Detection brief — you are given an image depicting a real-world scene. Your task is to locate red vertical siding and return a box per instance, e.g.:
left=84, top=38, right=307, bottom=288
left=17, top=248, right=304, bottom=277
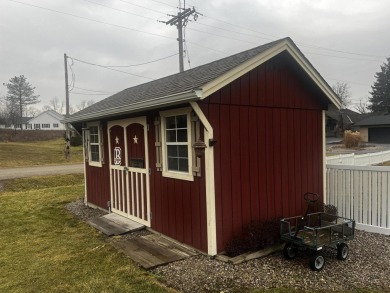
left=200, top=55, right=327, bottom=252
left=148, top=115, right=208, bottom=252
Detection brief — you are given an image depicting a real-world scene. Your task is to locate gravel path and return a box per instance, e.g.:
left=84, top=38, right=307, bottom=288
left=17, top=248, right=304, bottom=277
left=66, top=200, right=390, bottom=292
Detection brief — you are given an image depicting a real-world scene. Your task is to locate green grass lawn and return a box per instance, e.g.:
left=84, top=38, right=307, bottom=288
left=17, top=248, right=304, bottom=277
left=0, top=174, right=173, bottom=293
left=0, top=138, right=84, bottom=167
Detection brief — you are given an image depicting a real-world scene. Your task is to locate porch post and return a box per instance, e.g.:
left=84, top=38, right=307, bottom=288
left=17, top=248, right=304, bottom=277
left=190, top=102, right=217, bottom=255
left=323, top=110, right=327, bottom=203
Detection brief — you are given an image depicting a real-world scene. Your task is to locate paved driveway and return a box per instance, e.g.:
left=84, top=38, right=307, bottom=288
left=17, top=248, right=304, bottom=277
left=0, top=164, right=84, bottom=180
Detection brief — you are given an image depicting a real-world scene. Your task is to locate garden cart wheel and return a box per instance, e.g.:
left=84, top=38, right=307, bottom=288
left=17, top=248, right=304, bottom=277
left=283, top=243, right=297, bottom=260
left=309, top=252, right=325, bottom=271
left=337, top=243, right=349, bottom=260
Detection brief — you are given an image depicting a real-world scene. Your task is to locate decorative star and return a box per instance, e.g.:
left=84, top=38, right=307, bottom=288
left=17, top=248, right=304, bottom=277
left=115, top=136, right=119, bottom=144
left=133, top=135, right=138, bottom=144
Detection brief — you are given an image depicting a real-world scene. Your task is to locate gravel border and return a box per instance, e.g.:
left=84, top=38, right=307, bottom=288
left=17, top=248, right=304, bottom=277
left=152, top=230, right=390, bottom=292
left=66, top=200, right=390, bottom=292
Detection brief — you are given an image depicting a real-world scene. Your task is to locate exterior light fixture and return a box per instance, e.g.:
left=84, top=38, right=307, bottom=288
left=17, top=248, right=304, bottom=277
left=193, top=138, right=207, bottom=158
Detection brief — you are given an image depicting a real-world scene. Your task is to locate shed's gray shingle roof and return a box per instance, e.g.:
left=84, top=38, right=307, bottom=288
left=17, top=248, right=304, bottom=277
left=68, top=38, right=286, bottom=121
left=355, top=114, right=390, bottom=126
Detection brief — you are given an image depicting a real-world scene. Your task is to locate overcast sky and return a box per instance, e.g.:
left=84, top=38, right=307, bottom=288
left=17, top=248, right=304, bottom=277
left=1, top=0, right=389, bottom=113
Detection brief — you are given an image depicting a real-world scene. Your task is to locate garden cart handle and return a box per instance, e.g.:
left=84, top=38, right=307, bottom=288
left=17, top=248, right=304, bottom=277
left=294, top=192, right=320, bottom=238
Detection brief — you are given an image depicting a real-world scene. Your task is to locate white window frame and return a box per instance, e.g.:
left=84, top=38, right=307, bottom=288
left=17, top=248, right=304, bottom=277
left=160, top=108, right=194, bottom=181
left=34, top=124, right=40, bottom=129
left=87, top=122, right=102, bottom=167
left=53, top=123, right=59, bottom=128
left=42, top=123, right=50, bottom=129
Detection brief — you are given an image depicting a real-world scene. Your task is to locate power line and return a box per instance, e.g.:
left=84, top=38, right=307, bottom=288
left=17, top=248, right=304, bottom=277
left=198, top=11, right=387, bottom=60
left=144, top=0, right=176, bottom=8
left=7, top=0, right=175, bottom=41
left=70, top=92, right=110, bottom=96
left=72, top=86, right=113, bottom=94
left=187, top=2, right=387, bottom=60
left=187, top=27, right=259, bottom=45
left=193, top=21, right=275, bottom=42
left=304, top=51, right=383, bottom=62
left=118, top=0, right=167, bottom=15
left=105, top=53, right=178, bottom=67
left=183, top=26, right=191, bottom=68
left=83, top=0, right=158, bottom=21
left=68, top=58, right=76, bottom=91
left=8, top=0, right=225, bottom=55
left=68, top=53, right=177, bottom=69
left=69, top=56, right=154, bottom=80
left=326, top=77, right=371, bottom=87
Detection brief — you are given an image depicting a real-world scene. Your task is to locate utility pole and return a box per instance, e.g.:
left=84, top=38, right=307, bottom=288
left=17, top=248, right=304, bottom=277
left=161, top=3, right=201, bottom=72
left=64, top=53, right=71, bottom=160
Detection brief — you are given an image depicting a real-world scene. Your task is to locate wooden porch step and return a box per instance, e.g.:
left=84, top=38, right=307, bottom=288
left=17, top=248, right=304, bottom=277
left=110, top=234, right=198, bottom=269
left=87, top=213, right=144, bottom=236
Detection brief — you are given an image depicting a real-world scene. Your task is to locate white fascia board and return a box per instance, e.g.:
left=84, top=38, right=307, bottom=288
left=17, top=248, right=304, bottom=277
left=284, top=43, right=342, bottom=109
left=200, top=39, right=342, bottom=109
left=65, top=89, right=202, bottom=123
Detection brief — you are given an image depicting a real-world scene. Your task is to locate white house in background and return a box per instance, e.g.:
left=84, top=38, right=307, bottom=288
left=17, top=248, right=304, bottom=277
left=11, top=117, right=33, bottom=129
left=27, top=110, right=66, bottom=130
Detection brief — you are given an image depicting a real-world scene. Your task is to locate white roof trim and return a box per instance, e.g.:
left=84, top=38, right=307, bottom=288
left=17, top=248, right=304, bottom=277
left=200, top=39, right=341, bottom=109
left=66, top=89, right=202, bottom=123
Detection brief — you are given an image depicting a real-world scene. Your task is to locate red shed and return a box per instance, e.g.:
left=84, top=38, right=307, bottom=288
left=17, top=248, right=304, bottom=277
left=67, top=38, right=341, bottom=255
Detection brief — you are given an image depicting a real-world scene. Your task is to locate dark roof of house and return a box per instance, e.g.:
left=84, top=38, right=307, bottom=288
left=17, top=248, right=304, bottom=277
left=28, top=110, right=64, bottom=122
left=66, top=37, right=339, bottom=123
left=21, top=117, right=32, bottom=124
left=355, top=113, right=390, bottom=126
left=326, top=106, right=360, bottom=124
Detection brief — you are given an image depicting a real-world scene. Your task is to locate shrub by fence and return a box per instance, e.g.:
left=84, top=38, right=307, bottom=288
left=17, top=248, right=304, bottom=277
left=0, top=129, right=66, bottom=142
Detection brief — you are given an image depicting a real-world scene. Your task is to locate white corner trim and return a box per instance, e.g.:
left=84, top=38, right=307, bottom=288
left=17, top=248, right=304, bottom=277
left=82, top=129, right=88, bottom=205
left=190, top=102, right=217, bottom=256
left=189, top=102, right=213, bottom=136
left=322, top=110, right=327, bottom=203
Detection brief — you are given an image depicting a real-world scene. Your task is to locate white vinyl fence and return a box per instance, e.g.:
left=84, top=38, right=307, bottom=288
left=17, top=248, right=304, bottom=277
left=326, top=150, right=390, bottom=166
left=326, top=164, right=390, bottom=234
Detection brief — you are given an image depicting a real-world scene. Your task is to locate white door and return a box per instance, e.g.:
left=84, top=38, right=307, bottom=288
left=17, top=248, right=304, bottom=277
left=108, top=117, right=150, bottom=226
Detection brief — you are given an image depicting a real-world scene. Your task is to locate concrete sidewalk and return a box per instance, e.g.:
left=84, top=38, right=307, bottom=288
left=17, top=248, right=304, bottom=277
left=0, top=164, right=84, bottom=180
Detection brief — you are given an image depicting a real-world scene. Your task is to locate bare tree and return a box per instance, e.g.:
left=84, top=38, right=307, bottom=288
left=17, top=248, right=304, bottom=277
left=355, top=98, right=369, bottom=114
left=49, top=97, right=65, bottom=114
left=2, top=97, right=19, bottom=126
left=41, top=105, right=52, bottom=112
left=76, top=99, right=95, bottom=111
left=26, top=106, right=40, bottom=117
left=69, top=105, right=76, bottom=115
left=332, top=82, right=351, bottom=108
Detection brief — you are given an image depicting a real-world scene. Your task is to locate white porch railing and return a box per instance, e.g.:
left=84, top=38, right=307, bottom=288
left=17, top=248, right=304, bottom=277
left=326, top=164, right=390, bottom=234
left=326, top=150, right=390, bottom=166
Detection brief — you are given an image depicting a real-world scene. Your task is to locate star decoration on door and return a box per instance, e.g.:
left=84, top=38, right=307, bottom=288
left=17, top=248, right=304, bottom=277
left=133, top=135, right=138, bottom=144
left=115, top=136, right=119, bottom=144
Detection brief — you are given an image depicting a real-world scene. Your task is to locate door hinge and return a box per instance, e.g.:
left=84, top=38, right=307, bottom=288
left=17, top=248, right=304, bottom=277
left=150, top=211, right=153, bottom=220
left=149, top=168, right=151, bottom=175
